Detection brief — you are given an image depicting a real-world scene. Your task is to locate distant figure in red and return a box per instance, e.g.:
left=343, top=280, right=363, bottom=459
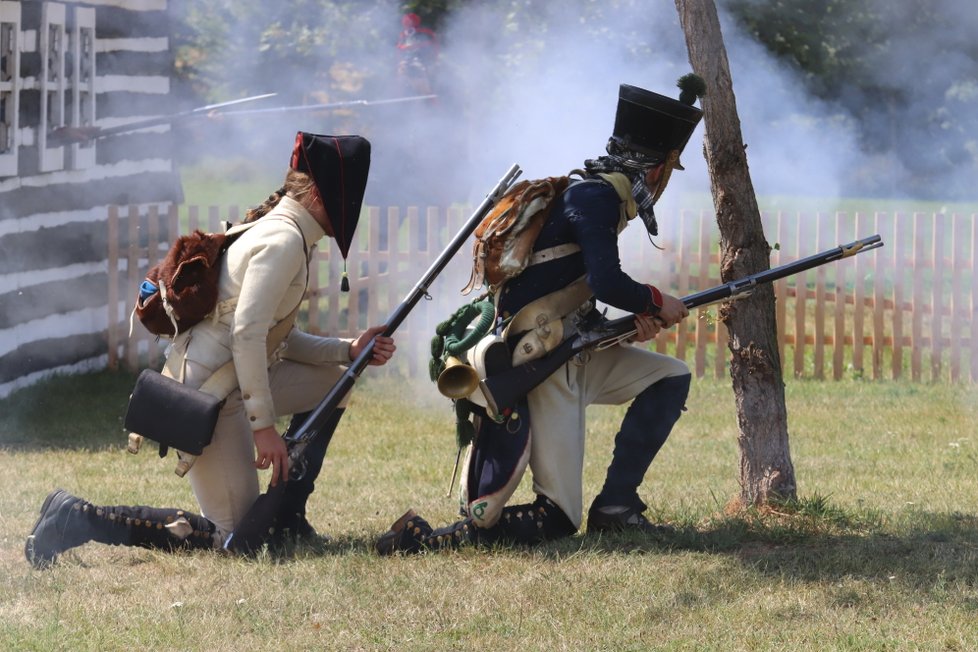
left=396, top=13, right=438, bottom=96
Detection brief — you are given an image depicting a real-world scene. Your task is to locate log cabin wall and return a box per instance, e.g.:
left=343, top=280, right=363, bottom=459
left=0, top=0, right=182, bottom=398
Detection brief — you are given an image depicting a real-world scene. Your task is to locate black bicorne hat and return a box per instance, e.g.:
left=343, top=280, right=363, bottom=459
left=290, top=132, right=371, bottom=262
left=612, top=82, right=704, bottom=161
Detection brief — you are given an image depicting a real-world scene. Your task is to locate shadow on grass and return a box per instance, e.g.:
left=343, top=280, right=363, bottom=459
left=261, top=503, right=977, bottom=592
left=278, top=501, right=978, bottom=608
left=10, top=370, right=978, bottom=604
left=563, top=506, right=978, bottom=598
left=0, top=370, right=138, bottom=450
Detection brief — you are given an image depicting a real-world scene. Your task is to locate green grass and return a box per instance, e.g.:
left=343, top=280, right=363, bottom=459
left=2, top=372, right=977, bottom=650
left=0, top=370, right=138, bottom=450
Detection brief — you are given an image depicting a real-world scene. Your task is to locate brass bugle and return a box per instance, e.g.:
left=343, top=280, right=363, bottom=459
left=437, top=356, right=480, bottom=399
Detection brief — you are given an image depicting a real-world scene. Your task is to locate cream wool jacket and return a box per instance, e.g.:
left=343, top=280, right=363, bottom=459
left=163, top=196, right=353, bottom=431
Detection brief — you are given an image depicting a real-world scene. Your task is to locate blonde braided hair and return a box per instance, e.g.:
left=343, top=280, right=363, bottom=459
left=244, top=169, right=317, bottom=222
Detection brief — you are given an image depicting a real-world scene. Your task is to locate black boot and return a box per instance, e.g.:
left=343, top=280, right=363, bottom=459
left=478, top=494, right=577, bottom=546
left=25, top=488, right=218, bottom=569
left=375, top=495, right=576, bottom=555
left=374, top=509, right=436, bottom=555
left=275, top=408, right=344, bottom=542
left=588, top=373, right=690, bottom=534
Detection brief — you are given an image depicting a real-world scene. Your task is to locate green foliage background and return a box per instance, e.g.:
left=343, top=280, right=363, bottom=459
left=169, top=0, right=978, bottom=200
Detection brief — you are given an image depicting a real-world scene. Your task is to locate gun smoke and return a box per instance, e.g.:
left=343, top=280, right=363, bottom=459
left=3, top=0, right=977, bottom=405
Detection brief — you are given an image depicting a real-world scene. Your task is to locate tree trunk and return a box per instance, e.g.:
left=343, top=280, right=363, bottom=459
left=674, top=0, right=797, bottom=505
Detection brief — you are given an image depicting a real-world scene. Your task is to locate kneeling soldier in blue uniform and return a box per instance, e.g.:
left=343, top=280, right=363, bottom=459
left=377, top=76, right=706, bottom=553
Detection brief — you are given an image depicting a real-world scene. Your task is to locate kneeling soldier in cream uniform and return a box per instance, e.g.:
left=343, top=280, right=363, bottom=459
left=26, top=133, right=396, bottom=568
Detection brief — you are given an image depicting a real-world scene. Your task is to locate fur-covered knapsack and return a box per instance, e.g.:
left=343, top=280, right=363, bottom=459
left=461, top=171, right=641, bottom=296
left=134, top=223, right=254, bottom=337
left=461, top=175, right=572, bottom=295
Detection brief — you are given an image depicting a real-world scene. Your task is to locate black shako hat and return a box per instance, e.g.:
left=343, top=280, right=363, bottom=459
left=612, top=82, right=704, bottom=161
left=290, top=131, right=371, bottom=265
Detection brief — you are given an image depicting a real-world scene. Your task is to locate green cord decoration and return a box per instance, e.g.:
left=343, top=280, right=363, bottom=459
left=454, top=398, right=476, bottom=448
left=429, top=297, right=497, bottom=447
left=429, top=299, right=496, bottom=382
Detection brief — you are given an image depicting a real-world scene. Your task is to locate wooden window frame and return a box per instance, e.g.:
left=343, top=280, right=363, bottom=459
left=38, top=1, right=66, bottom=173
left=69, top=6, right=95, bottom=169
left=0, top=0, right=20, bottom=177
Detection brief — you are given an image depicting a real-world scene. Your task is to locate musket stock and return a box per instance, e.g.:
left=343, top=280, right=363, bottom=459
left=224, top=163, right=522, bottom=553
left=480, top=234, right=883, bottom=419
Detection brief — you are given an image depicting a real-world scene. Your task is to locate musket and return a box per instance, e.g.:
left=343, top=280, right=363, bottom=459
left=479, top=234, right=884, bottom=420
left=223, top=162, right=523, bottom=553
left=50, top=93, right=436, bottom=145
left=215, top=94, right=438, bottom=117
left=49, top=93, right=278, bottom=144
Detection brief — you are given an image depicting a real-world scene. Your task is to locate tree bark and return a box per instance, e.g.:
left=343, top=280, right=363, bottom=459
left=674, top=0, right=797, bottom=505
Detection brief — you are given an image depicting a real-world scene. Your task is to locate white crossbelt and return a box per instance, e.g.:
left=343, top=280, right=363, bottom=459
left=526, top=243, right=581, bottom=267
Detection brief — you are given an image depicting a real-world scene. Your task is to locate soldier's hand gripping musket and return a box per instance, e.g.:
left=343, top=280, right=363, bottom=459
left=223, top=162, right=522, bottom=553
left=375, top=76, right=878, bottom=557
left=476, top=234, right=884, bottom=420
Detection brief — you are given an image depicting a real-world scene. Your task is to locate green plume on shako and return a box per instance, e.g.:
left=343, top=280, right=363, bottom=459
left=677, top=73, right=707, bottom=106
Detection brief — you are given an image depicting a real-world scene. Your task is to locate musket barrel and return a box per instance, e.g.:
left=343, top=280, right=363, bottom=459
left=66, top=93, right=281, bottom=142
left=285, top=163, right=522, bottom=462
left=217, top=95, right=438, bottom=117
left=754, top=234, right=883, bottom=282
left=380, top=163, right=521, bottom=338
left=229, top=163, right=522, bottom=551
left=480, top=234, right=884, bottom=417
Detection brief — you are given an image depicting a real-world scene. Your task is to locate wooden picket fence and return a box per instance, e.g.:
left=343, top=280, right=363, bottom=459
left=107, top=204, right=978, bottom=383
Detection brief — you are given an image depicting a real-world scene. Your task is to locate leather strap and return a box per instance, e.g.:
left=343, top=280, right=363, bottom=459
left=503, top=276, right=592, bottom=366
left=526, top=243, right=581, bottom=267
left=504, top=276, right=591, bottom=339
left=197, top=216, right=309, bottom=401
left=195, top=299, right=302, bottom=400
left=131, top=216, right=310, bottom=469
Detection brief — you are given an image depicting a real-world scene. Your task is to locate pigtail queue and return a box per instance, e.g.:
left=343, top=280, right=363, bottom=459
left=244, top=186, right=288, bottom=223
left=243, top=169, right=317, bottom=223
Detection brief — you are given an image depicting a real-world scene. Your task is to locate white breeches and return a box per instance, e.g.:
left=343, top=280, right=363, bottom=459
left=182, top=359, right=346, bottom=540
left=527, top=344, right=689, bottom=528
